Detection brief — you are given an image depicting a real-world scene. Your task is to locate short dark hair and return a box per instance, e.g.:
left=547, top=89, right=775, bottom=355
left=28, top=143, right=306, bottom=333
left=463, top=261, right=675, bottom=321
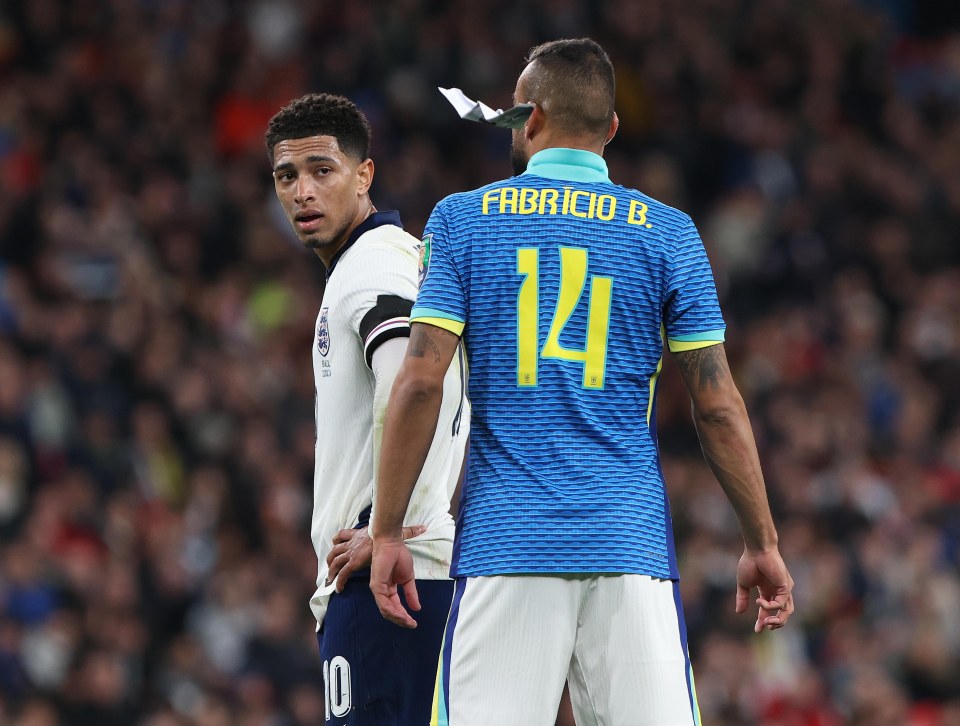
left=522, top=38, right=615, bottom=139
left=265, top=93, right=371, bottom=162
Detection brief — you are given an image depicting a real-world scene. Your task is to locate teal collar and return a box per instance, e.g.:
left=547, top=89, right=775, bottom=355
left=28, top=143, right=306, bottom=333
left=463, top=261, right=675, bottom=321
left=522, top=148, right=610, bottom=183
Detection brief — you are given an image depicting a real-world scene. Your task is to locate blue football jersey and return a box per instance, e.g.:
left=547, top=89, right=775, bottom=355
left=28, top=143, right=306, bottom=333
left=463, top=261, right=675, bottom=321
left=411, top=148, right=725, bottom=579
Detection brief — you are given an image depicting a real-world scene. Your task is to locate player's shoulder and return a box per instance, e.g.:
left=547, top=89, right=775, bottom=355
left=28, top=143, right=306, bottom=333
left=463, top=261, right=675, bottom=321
left=346, top=224, right=419, bottom=264
left=610, top=182, right=695, bottom=230
left=359, top=221, right=420, bottom=249
left=329, top=225, right=419, bottom=294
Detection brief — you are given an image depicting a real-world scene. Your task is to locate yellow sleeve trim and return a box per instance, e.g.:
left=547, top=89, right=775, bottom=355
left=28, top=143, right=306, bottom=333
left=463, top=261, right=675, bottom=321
left=668, top=338, right=724, bottom=353
left=410, top=316, right=465, bottom=336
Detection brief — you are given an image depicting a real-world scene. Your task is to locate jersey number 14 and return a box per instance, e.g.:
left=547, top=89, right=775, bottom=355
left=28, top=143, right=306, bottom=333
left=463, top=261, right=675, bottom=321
left=517, top=246, right=612, bottom=390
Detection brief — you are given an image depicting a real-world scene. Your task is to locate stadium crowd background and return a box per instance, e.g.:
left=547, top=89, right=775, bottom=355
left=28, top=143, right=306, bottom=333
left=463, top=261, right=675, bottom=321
left=1, top=0, right=959, bottom=724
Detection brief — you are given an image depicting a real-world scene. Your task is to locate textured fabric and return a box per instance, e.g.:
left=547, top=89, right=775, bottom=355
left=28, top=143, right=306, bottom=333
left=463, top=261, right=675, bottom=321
left=432, top=574, right=698, bottom=726
left=309, top=216, right=469, bottom=627
left=412, top=151, right=724, bottom=578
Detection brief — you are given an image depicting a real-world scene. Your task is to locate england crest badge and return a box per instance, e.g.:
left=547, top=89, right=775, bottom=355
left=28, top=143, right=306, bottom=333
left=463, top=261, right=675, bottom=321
left=317, top=308, right=330, bottom=357
left=418, top=233, right=432, bottom=288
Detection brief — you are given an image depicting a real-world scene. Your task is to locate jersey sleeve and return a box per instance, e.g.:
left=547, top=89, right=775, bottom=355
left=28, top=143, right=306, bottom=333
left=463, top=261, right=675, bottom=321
left=663, top=217, right=726, bottom=353
left=338, top=242, right=418, bottom=368
left=410, top=199, right=467, bottom=336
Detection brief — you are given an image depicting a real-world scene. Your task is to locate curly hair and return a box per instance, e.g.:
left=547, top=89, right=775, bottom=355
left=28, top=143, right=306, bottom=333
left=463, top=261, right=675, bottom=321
left=265, top=93, right=371, bottom=162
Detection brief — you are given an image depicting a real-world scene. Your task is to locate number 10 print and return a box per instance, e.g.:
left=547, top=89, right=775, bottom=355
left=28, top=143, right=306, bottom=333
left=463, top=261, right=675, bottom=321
left=516, top=246, right=613, bottom=390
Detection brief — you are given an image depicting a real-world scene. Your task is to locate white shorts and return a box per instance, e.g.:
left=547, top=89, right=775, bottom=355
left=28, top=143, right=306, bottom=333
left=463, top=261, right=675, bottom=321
left=431, top=574, right=700, bottom=726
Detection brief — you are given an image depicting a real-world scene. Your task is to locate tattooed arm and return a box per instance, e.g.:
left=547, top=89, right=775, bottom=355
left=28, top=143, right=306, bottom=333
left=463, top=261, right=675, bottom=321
left=370, top=322, right=460, bottom=627
left=673, top=344, right=773, bottom=548
left=673, top=343, right=795, bottom=631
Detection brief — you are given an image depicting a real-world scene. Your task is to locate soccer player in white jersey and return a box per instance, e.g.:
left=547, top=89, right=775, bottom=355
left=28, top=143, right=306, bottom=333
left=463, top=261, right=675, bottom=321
left=370, top=40, right=794, bottom=725
left=266, top=93, right=469, bottom=725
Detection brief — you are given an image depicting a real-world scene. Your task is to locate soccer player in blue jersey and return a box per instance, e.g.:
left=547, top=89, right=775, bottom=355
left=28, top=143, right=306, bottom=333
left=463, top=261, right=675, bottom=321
left=370, top=39, right=794, bottom=725
left=267, top=94, right=469, bottom=724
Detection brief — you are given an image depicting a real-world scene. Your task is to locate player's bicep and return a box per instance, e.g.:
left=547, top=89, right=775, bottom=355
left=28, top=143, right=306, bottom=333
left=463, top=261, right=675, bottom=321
left=672, top=342, right=736, bottom=407
left=404, top=322, right=460, bottom=378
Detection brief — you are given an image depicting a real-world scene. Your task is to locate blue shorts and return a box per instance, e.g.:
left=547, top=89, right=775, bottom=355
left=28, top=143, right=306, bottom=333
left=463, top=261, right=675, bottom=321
left=318, top=576, right=454, bottom=725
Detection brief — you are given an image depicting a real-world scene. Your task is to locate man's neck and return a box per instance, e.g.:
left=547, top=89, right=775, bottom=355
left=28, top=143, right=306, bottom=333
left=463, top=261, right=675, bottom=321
left=315, top=198, right=377, bottom=268
left=531, top=134, right=606, bottom=158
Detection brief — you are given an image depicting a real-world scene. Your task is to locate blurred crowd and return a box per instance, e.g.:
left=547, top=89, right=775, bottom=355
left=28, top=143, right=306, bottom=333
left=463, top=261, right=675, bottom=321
left=1, top=0, right=959, bottom=724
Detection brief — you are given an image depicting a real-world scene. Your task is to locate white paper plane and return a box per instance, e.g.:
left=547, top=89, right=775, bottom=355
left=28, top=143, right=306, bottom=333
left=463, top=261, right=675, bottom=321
left=438, top=87, right=534, bottom=129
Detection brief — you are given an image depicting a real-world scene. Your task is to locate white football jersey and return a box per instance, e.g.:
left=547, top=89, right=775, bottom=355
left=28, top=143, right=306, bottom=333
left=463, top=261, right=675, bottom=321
left=309, top=212, right=469, bottom=627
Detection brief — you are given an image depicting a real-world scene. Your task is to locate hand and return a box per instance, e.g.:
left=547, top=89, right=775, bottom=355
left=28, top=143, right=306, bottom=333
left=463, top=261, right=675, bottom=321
left=735, top=547, right=795, bottom=633
left=370, top=536, right=420, bottom=629
left=326, top=524, right=426, bottom=593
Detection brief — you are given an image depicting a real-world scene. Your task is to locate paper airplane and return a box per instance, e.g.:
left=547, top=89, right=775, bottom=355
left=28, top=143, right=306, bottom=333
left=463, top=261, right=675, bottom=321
left=438, top=87, right=534, bottom=129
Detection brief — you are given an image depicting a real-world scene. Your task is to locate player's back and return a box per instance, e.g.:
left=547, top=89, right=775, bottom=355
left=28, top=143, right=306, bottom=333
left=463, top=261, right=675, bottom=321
left=414, top=150, right=724, bottom=579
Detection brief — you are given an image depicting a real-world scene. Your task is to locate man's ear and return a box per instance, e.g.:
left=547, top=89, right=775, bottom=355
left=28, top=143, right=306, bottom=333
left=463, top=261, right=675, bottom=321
left=525, top=103, right=545, bottom=141
left=357, top=158, right=374, bottom=196
left=604, top=112, right=619, bottom=146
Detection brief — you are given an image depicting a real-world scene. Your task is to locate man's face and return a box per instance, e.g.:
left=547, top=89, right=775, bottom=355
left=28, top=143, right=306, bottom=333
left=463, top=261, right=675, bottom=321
left=272, top=135, right=371, bottom=260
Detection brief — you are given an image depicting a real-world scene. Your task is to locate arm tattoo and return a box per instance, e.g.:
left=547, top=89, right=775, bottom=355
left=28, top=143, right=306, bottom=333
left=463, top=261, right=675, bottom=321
left=408, top=327, right=441, bottom=362
left=675, top=345, right=727, bottom=391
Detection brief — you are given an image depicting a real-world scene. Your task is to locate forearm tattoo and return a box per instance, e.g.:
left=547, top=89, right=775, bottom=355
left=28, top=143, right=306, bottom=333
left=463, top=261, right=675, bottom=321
left=675, top=345, right=727, bottom=391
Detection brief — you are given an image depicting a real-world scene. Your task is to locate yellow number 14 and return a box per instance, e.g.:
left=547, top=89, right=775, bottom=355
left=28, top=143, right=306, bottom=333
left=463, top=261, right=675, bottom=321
left=516, top=246, right=613, bottom=389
